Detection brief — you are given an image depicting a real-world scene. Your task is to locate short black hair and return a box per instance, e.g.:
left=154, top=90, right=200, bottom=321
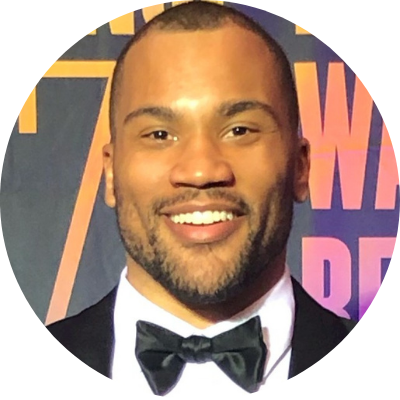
left=109, top=1, right=299, bottom=140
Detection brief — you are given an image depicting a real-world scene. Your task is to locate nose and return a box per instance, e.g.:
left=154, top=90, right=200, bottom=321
left=169, top=135, right=235, bottom=189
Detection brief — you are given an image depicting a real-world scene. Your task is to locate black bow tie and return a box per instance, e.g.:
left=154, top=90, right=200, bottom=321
left=135, top=316, right=267, bottom=395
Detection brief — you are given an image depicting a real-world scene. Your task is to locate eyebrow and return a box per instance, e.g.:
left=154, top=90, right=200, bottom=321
left=218, top=100, right=278, bottom=121
left=123, top=106, right=178, bottom=126
left=123, top=100, right=278, bottom=126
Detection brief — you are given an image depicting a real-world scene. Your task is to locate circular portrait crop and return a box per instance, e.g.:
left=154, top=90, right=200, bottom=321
left=1, top=0, right=399, bottom=398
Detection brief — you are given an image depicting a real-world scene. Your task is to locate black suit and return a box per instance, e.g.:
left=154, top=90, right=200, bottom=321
left=47, top=278, right=356, bottom=381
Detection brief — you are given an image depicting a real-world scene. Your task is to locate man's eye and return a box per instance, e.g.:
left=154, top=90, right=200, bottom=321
left=226, top=126, right=250, bottom=138
left=148, top=130, right=176, bottom=141
left=232, top=126, right=249, bottom=136
left=152, top=130, right=168, bottom=140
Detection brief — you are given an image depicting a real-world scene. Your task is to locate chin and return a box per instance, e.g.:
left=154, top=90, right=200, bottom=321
left=157, top=261, right=258, bottom=306
left=165, top=282, right=244, bottom=306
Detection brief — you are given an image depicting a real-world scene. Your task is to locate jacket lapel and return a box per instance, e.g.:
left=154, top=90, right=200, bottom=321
left=288, top=278, right=355, bottom=378
left=47, top=286, right=118, bottom=378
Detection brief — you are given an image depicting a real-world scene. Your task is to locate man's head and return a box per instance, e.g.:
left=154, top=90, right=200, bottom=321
left=103, top=2, right=310, bottom=306
left=110, top=1, right=299, bottom=139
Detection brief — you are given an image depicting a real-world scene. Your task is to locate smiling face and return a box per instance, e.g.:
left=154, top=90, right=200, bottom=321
left=103, top=24, right=310, bottom=305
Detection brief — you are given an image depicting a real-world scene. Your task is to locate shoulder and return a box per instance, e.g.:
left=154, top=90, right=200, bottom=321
left=291, top=277, right=356, bottom=334
left=46, top=286, right=118, bottom=377
left=47, top=286, right=118, bottom=340
left=289, top=278, right=357, bottom=377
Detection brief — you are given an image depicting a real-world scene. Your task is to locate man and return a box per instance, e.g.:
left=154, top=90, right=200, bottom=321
left=48, top=2, right=355, bottom=396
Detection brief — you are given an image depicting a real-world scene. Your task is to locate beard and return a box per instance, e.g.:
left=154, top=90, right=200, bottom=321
left=115, top=179, right=293, bottom=306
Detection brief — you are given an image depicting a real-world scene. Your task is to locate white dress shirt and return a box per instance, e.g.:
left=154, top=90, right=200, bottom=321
left=112, top=265, right=295, bottom=396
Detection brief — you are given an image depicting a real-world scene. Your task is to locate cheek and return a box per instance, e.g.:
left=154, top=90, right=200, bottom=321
left=114, top=152, right=170, bottom=209
left=231, top=144, right=289, bottom=198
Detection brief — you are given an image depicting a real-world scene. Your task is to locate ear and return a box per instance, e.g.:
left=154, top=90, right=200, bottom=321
left=103, top=143, right=116, bottom=208
left=293, top=137, right=310, bottom=203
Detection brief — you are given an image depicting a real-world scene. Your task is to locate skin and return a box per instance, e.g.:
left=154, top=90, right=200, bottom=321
left=103, top=24, right=310, bottom=329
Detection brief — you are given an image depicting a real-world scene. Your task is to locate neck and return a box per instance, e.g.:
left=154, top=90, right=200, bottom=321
left=126, top=254, right=286, bottom=329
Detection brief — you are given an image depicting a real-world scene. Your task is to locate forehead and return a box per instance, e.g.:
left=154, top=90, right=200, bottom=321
left=115, top=24, right=284, bottom=119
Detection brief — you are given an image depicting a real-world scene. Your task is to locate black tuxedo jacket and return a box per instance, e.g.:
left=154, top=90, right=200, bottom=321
left=47, top=278, right=356, bottom=380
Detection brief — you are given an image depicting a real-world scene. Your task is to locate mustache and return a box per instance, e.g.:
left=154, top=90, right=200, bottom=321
left=151, top=188, right=251, bottom=215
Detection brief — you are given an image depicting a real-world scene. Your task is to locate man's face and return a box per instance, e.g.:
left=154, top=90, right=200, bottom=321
left=104, top=25, right=310, bottom=304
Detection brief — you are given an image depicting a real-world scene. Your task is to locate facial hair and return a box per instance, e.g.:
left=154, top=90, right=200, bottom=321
left=115, top=180, right=293, bottom=306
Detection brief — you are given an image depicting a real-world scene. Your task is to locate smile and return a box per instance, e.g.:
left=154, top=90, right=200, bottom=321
left=170, top=210, right=235, bottom=225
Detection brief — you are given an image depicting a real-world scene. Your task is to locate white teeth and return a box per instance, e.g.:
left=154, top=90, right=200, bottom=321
left=192, top=211, right=202, bottom=224
left=185, top=213, right=193, bottom=224
left=212, top=211, right=221, bottom=222
left=170, top=211, right=235, bottom=225
left=203, top=211, right=214, bottom=224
